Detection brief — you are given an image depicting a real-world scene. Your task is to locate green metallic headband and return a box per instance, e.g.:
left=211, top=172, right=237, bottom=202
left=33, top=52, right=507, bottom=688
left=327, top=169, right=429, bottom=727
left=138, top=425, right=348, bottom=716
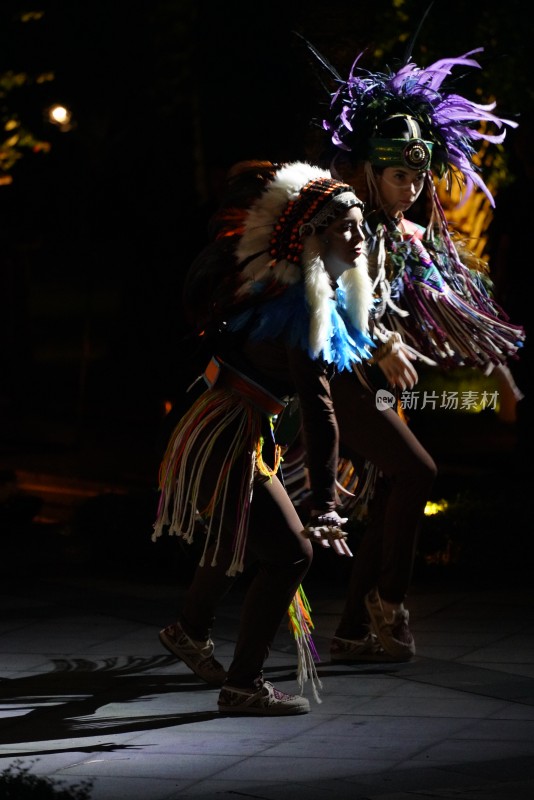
left=368, top=138, right=433, bottom=170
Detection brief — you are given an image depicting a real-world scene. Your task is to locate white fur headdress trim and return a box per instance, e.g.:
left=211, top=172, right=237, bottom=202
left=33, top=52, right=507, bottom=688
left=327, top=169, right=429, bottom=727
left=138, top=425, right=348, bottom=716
left=338, top=243, right=374, bottom=333
left=301, top=235, right=335, bottom=357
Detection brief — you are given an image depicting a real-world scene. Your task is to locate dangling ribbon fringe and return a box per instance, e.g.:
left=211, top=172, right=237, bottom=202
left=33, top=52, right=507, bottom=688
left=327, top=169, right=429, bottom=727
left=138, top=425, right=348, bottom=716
left=288, top=584, right=323, bottom=703
left=152, top=388, right=262, bottom=576
left=371, top=218, right=524, bottom=370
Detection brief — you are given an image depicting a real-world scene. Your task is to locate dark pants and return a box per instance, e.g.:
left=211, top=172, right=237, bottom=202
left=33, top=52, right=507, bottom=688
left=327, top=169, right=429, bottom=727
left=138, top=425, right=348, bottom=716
left=180, top=429, right=313, bottom=689
left=331, top=370, right=437, bottom=638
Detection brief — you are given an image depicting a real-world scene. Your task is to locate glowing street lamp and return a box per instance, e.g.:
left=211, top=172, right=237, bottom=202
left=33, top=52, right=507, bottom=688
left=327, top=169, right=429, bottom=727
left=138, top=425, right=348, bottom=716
left=47, top=103, right=74, bottom=131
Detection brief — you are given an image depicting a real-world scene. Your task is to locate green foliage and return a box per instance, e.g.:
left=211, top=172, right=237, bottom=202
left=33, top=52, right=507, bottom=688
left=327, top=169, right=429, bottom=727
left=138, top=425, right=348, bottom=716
left=0, top=108, right=51, bottom=178
left=0, top=11, right=52, bottom=182
left=0, top=761, right=93, bottom=800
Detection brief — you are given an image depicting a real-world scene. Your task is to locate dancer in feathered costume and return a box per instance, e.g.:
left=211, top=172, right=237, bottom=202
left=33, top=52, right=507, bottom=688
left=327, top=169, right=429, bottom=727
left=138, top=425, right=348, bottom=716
left=153, top=161, right=374, bottom=714
left=278, top=38, right=525, bottom=666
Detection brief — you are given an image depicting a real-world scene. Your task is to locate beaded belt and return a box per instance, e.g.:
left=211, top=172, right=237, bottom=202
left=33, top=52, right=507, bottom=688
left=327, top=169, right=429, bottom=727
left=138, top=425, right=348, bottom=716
left=203, top=356, right=287, bottom=417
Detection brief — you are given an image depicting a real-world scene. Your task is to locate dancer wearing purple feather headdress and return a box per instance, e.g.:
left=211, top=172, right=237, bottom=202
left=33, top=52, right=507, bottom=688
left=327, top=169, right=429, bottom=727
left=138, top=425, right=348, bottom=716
left=290, top=40, right=526, bottom=664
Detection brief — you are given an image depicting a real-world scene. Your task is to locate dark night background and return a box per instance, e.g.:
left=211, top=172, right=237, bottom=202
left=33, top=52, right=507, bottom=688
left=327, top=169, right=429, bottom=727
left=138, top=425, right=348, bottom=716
left=0, top=0, right=531, bottom=575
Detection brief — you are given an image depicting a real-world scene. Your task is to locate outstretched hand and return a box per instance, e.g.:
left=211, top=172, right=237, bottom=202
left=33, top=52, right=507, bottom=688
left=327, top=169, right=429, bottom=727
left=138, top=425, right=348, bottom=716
left=303, top=510, right=353, bottom=557
left=378, top=343, right=418, bottom=390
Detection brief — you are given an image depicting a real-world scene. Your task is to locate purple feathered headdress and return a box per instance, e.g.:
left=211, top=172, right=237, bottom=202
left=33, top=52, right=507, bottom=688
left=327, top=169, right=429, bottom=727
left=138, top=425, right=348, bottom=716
left=317, top=46, right=517, bottom=206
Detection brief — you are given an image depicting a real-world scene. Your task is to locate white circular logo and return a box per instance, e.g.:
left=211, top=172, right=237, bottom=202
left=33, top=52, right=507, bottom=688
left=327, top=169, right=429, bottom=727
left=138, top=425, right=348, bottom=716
left=375, top=389, right=396, bottom=411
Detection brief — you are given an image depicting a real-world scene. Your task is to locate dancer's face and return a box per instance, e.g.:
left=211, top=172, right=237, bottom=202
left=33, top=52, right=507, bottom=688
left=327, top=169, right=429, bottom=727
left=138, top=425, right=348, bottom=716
left=376, top=166, right=426, bottom=216
left=322, top=205, right=366, bottom=282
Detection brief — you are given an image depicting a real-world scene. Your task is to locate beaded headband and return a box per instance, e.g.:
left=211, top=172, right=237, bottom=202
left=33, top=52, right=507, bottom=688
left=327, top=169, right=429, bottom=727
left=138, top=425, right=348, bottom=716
left=306, top=190, right=361, bottom=230
left=269, top=177, right=360, bottom=265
